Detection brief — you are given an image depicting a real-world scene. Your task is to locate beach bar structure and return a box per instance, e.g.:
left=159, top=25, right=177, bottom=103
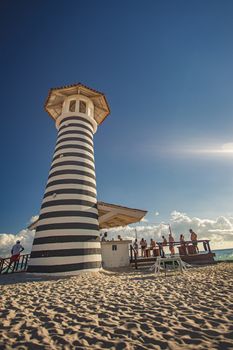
left=28, top=83, right=111, bottom=275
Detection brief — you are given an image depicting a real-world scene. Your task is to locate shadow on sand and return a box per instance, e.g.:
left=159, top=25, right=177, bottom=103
left=0, top=272, right=71, bottom=286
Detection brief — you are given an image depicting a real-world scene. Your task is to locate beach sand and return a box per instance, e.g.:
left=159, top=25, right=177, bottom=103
left=0, top=263, right=233, bottom=350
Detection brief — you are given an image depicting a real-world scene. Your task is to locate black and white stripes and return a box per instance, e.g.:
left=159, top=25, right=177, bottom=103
left=28, top=113, right=102, bottom=274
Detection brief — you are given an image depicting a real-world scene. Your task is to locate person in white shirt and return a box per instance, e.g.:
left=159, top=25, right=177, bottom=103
left=11, top=241, right=24, bottom=256
left=5, top=241, right=24, bottom=273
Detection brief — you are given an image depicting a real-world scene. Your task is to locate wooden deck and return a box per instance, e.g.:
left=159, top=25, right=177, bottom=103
left=130, top=240, right=216, bottom=269
left=179, top=252, right=215, bottom=265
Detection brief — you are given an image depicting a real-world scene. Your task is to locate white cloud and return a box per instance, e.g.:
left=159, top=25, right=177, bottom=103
left=168, top=212, right=233, bottom=248
left=140, top=217, right=148, bottom=222
left=30, top=215, right=39, bottom=224
left=222, top=143, right=233, bottom=152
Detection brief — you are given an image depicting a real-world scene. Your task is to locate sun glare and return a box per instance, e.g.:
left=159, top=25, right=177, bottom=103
left=179, top=142, right=233, bottom=156
left=221, top=143, right=233, bottom=153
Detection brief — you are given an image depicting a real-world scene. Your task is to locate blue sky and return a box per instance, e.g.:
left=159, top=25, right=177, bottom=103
left=1, top=0, right=233, bottom=234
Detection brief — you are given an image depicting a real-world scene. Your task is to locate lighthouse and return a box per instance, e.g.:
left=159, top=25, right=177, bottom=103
left=27, top=83, right=110, bottom=275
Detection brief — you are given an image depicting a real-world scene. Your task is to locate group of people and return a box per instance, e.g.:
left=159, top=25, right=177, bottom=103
left=132, top=238, right=156, bottom=257
left=133, top=228, right=199, bottom=257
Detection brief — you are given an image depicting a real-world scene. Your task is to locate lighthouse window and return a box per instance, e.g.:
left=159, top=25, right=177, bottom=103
left=69, top=100, right=76, bottom=112
left=79, top=100, right=86, bottom=113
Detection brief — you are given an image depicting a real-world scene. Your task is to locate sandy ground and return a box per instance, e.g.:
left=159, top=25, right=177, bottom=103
left=0, top=263, right=233, bottom=350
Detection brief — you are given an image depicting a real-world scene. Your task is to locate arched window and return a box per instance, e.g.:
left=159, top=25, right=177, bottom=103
left=79, top=100, right=86, bottom=113
left=69, top=100, right=76, bottom=112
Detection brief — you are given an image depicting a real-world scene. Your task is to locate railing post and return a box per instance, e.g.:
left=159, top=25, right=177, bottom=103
left=207, top=241, right=211, bottom=253
left=0, top=259, right=3, bottom=274
left=159, top=243, right=164, bottom=258
left=134, top=248, right=138, bottom=270
left=130, top=245, right=133, bottom=262
left=25, top=255, right=29, bottom=271
left=20, top=255, right=24, bottom=270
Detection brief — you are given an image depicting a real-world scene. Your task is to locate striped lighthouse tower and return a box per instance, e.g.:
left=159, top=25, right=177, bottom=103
left=27, top=83, right=110, bottom=275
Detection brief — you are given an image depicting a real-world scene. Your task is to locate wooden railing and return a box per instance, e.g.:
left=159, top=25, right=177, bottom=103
left=0, top=254, right=30, bottom=275
left=174, top=239, right=212, bottom=252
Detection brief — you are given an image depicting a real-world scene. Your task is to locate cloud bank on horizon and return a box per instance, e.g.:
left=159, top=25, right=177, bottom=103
left=0, top=212, right=233, bottom=258
left=108, top=211, right=233, bottom=249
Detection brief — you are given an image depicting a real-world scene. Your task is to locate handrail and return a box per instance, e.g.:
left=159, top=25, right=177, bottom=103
left=156, top=239, right=210, bottom=246
left=0, top=254, right=30, bottom=275
left=157, top=239, right=212, bottom=253
left=144, top=239, right=211, bottom=253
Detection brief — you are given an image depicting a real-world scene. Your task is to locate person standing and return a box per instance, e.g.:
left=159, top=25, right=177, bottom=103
left=5, top=240, right=24, bottom=273
left=140, top=238, right=146, bottom=257
left=150, top=238, right=156, bottom=256
left=144, top=239, right=149, bottom=257
left=162, top=235, right=167, bottom=246
left=150, top=238, right=156, bottom=249
left=179, top=234, right=187, bottom=254
left=133, top=238, right=139, bottom=256
left=180, top=234, right=185, bottom=245
left=160, top=235, right=167, bottom=258
left=189, top=229, right=199, bottom=253
left=168, top=233, right=175, bottom=256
